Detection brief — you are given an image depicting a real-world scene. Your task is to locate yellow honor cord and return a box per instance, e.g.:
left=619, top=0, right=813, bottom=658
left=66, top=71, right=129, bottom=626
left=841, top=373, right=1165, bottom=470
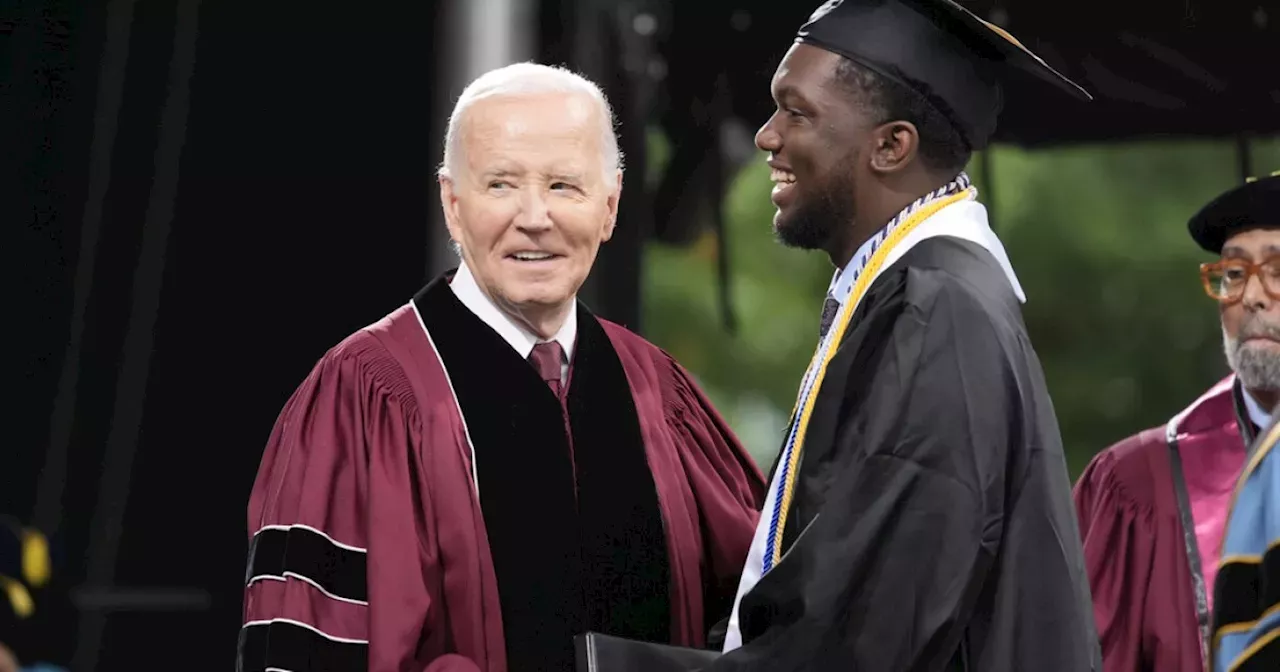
left=770, top=188, right=975, bottom=566
left=0, top=575, right=34, bottom=619
left=22, top=529, right=51, bottom=588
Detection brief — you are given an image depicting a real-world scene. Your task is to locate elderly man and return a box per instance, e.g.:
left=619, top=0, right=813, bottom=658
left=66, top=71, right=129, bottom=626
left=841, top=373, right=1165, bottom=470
left=1075, top=173, right=1280, bottom=671
left=700, top=0, right=1101, bottom=670
left=235, top=63, right=765, bottom=672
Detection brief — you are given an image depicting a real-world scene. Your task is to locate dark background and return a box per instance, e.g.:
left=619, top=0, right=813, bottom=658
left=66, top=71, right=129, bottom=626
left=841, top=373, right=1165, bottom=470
left=5, top=0, right=1278, bottom=668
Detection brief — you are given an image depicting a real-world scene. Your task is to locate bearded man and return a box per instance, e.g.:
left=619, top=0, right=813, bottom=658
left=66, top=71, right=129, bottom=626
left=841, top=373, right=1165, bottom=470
left=697, top=0, right=1102, bottom=669
left=1075, top=173, right=1280, bottom=672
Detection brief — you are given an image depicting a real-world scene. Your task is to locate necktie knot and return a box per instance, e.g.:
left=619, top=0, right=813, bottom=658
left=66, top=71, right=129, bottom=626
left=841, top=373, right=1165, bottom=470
left=529, top=341, right=564, bottom=390
left=818, top=296, right=840, bottom=339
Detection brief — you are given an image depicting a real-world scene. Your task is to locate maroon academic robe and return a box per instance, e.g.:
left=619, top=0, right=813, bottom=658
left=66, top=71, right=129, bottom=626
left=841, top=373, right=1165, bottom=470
left=1074, top=376, right=1252, bottom=672
left=237, top=276, right=765, bottom=672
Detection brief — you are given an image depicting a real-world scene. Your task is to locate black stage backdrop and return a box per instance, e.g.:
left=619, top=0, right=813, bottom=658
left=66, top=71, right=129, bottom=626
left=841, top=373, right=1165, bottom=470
left=7, top=1, right=440, bottom=668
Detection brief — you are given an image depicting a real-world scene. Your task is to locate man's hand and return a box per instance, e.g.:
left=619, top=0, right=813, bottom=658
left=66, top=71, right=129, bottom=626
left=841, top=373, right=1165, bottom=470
left=0, top=641, right=19, bottom=672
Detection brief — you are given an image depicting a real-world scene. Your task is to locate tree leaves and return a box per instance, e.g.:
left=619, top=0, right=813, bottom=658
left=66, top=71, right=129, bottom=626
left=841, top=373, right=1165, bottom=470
left=642, top=130, right=1280, bottom=477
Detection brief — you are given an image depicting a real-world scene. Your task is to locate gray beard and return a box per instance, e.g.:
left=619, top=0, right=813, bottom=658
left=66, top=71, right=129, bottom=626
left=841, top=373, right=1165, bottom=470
left=1223, top=326, right=1280, bottom=392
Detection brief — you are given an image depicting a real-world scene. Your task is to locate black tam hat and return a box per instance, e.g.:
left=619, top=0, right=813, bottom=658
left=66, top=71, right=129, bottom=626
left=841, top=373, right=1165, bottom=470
left=1188, top=173, right=1280, bottom=254
left=795, top=0, right=1091, bottom=150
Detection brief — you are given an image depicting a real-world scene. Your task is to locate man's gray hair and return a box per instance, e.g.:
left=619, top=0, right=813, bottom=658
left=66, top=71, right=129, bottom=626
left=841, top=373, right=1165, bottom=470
left=437, top=62, right=624, bottom=184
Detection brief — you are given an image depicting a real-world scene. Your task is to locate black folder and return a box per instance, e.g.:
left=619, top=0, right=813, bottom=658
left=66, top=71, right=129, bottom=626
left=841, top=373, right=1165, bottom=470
left=574, top=632, right=720, bottom=672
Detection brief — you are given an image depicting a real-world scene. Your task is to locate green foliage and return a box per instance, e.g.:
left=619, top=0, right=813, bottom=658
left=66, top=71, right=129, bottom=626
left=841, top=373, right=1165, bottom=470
left=642, top=130, right=1280, bottom=476
left=642, top=130, right=833, bottom=466
left=983, top=139, right=1279, bottom=474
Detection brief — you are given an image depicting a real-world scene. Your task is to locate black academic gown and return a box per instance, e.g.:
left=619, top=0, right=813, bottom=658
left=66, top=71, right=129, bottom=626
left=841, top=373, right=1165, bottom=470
left=714, top=237, right=1101, bottom=671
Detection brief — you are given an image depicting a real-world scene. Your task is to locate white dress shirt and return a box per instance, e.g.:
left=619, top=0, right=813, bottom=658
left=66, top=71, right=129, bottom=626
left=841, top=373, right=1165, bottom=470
left=1241, top=385, right=1273, bottom=432
left=449, top=262, right=575, bottom=380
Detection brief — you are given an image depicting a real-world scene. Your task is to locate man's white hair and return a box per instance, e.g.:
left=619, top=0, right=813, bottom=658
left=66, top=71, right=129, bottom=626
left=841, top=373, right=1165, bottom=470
left=437, top=62, right=624, bottom=183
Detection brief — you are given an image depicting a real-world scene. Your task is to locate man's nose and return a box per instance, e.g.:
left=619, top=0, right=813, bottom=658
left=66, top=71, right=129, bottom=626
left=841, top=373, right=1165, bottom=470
left=755, top=114, right=782, bottom=153
left=1243, top=273, right=1272, bottom=311
left=516, top=190, right=552, bottom=231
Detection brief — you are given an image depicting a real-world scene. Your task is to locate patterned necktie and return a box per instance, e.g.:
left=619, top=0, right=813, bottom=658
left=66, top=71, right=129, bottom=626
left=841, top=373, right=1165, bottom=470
left=818, top=295, right=840, bottom=340
left=529, top=341, right=564, bottom=397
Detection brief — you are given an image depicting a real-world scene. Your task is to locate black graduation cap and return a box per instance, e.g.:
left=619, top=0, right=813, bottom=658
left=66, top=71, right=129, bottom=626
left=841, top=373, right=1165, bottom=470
left=795, top=0, right=1092, bottom=151
left=1188, top=173, right=1280, bottom=254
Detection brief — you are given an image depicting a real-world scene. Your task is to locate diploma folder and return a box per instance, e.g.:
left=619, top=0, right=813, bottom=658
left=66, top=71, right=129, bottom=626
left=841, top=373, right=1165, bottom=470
left=574, top=632, right=720, bottom=672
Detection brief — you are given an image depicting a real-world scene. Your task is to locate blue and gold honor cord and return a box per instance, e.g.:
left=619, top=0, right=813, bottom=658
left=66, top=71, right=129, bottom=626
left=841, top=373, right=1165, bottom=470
left=763, top=176, right=976, bottom=573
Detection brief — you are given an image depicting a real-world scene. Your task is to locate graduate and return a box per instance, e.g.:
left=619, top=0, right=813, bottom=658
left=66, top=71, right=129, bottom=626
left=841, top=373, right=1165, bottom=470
left=235, top=63, right=765, bottom=672
left=709, top=0, right=1101, bottom=669
left=1077, top=173, right=1280, bottom=672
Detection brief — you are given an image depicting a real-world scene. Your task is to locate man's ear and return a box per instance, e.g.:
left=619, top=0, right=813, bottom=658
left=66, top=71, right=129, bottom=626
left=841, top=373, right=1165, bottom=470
left=439, top=175, right=463, bottom=245
left=868, top=120, right=919, bottom=175
left=601, top=169, right=622, bottom=242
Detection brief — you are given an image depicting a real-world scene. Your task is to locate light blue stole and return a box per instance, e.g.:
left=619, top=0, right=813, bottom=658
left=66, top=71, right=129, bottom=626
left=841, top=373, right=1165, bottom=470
left=1213, top=414, right=1280, bottom=671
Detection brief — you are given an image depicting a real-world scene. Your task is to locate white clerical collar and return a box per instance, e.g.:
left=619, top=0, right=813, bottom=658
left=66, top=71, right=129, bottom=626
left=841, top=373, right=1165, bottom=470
left=448, top=261, right=577, bottom=362
left=1241, top=385, right=1273, bottom=430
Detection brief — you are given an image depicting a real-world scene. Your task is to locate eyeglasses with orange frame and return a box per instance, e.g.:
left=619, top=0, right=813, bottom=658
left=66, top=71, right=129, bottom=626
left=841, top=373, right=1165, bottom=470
left=1200, top=257, right=1280, bottom=304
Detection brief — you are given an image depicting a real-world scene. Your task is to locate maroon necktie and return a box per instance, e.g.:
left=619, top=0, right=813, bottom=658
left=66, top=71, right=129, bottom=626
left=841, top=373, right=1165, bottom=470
left=529, top=341, right=564, bottom=397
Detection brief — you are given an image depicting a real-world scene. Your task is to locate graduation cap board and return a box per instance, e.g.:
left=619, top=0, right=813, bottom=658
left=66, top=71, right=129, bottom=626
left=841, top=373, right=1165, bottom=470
left=1188, top=171, right=1280, bottom=254
left=795, top=0, right=1092, bottom=150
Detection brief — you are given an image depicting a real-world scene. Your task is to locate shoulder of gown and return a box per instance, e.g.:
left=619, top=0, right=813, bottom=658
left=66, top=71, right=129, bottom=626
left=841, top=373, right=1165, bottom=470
left=248, top=324, right=424, bottom=538
left=852, top=249, right=1031, bottom=470
left=1074, top=426, right=1191, bottom=671
left=242, top=316, right=487, bottom=672
left=1074, top=426, right=1171, bottom=525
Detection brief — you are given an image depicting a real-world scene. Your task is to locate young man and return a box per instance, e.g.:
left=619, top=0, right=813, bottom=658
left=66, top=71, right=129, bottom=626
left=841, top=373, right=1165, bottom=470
left=236, top=63, right=765, bottom=672
left=714, top=0, right=1101, bottom=669
left=706, top=1, right=1105, bottom=670
left=1078, top=173, right=1280, bottom=672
